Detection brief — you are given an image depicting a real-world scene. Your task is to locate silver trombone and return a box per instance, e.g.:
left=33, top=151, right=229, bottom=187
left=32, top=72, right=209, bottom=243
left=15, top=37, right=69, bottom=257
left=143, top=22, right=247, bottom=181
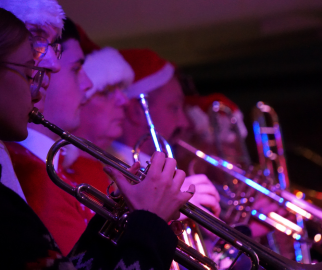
left=177, top=140, right=322, bottom=225
left=29, top=107, right=322, bottom=270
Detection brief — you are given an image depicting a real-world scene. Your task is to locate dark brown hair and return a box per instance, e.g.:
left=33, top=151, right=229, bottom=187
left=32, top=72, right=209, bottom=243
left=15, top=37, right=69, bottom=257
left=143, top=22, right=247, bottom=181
left=59, top=17, right=80, bottom=44
left=0, top=8, right=29, bottom=62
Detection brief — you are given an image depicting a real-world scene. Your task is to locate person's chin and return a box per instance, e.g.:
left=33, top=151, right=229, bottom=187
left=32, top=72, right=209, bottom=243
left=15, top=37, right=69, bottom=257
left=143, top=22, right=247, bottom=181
left=109, top=125, right=123, bottom=140
left=11, top=127, right=28, bottom=142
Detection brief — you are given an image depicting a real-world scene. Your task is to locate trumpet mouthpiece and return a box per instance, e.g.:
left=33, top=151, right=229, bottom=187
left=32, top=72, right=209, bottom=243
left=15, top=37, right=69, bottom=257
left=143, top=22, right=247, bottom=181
left=28, top=107, right=44, bottom=124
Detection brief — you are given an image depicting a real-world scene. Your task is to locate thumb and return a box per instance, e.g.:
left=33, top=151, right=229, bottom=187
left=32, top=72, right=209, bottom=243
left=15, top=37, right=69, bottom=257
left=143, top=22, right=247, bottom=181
left=181, top=184, right=196, bottom=203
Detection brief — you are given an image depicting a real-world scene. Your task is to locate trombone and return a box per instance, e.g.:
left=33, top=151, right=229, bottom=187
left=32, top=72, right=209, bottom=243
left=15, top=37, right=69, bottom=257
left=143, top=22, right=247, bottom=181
left=29, top=107, right=322, bottom=270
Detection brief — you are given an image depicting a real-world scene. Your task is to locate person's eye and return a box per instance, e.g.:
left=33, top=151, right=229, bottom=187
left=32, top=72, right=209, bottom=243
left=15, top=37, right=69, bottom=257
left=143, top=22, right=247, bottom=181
left=26, top=75, right=33, bottom=83
left=72, top=65, right=82, bottom=73
left=25, top=69, right=33, bottom=82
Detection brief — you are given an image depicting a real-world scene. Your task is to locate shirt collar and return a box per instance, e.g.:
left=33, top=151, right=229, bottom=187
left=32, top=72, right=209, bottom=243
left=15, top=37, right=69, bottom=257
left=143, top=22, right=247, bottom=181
left=18, top=128, right=59, bottom=170
left=0, top=141, right=27, bottom=201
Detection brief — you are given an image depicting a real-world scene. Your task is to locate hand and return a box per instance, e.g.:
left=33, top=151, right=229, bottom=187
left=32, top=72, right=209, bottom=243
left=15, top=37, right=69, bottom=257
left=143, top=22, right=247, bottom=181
left=104, top=152, right=195, bottom=222
left=178, top=174, right=221, bottom=221
left=249, top=195, right=289, bottom=237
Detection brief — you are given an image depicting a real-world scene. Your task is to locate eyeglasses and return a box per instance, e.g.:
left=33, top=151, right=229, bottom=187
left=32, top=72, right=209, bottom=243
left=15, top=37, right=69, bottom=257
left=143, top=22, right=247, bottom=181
left=0, top=62, right=45, bottom=97
left=100, top=82, right=128, bottom=98
left=31, top=36, right=62, bottom=60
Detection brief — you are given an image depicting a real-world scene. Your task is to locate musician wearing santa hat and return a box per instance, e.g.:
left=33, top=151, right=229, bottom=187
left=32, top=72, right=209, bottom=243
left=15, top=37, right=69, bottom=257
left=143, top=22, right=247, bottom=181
left=61, top=46, right=134, bottom=196
left=109, top=48, right=221, bottom=219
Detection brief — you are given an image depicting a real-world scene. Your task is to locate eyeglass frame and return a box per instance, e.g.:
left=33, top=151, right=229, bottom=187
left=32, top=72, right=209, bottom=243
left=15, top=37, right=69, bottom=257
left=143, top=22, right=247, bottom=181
left=0, top=61, right=46, bottom=97
left=31, top=36, right=63, bottom=60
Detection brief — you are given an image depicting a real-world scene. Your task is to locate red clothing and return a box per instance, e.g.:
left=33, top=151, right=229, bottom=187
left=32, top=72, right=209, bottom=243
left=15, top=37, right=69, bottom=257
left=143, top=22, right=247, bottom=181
left=5, top=142, right=93, bottom=256
left=63, top=155, right=113, bottom=195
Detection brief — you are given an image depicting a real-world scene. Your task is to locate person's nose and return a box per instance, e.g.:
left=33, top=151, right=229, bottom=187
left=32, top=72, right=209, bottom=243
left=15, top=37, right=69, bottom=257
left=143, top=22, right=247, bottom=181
left=178, top=109, right=190, bottom=130
left=79, top=69, right=93, bottom=104
left=81, top=69, right=93, bottom=94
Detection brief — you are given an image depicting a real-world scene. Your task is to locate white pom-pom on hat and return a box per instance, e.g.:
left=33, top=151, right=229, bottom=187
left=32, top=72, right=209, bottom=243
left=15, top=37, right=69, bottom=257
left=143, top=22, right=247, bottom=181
left=0, top=0, right=65, bottom=31
left=83, top=47, right=135, bottom=99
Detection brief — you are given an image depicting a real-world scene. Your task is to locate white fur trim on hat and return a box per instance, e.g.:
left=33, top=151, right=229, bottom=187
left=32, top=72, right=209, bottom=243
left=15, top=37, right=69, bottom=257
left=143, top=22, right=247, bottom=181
left=83, top=47, right=135, bottom=99
left=0, top=0, right=65, bottom=31
left=124, top=62, right=174, bottom=99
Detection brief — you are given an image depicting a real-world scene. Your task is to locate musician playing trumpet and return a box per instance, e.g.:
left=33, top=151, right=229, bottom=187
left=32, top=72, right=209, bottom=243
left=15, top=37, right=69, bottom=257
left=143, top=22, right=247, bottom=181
left=0, top=4, right=195, bottom=269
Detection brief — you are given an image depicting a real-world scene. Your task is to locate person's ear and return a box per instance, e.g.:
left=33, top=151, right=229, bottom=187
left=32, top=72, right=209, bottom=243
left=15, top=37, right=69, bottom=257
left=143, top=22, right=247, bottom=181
left=125, top=98, right=145, bottom=126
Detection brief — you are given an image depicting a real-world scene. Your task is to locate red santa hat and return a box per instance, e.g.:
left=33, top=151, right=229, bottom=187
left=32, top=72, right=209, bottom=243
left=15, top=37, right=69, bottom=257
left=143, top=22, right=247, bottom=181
left=119, top=49, right=175, bottom=98
left=0, top=0, right=65, bottom=33
left=185, top=93, right=248, bottom=140
left=185, top=93, right=239, bottom=113
left=76, top=24, right=101, bottom=56
left=83, top=47, right=135, bottom=99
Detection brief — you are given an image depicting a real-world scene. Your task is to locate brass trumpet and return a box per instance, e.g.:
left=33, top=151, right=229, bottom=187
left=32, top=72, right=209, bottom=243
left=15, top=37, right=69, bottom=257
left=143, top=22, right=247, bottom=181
left=134, top=93, right=209, bottom=269
left=29, top=107, right=322, bottom=270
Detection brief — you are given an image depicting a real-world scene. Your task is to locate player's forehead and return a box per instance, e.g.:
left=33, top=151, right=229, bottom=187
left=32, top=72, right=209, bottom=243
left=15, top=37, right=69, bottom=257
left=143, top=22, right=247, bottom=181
left=26, top=23, right=59, bottom=43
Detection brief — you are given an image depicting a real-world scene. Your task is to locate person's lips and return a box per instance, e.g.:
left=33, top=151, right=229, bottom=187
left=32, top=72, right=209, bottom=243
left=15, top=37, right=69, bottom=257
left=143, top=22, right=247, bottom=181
left=41, top=75, right=50, bottom=90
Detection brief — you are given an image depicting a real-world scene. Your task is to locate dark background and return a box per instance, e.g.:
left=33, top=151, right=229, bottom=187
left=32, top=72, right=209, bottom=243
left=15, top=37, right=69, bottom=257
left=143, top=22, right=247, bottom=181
left=61, top=0, right=322, bottom=191
left=183, top=29, right=322, bottom=190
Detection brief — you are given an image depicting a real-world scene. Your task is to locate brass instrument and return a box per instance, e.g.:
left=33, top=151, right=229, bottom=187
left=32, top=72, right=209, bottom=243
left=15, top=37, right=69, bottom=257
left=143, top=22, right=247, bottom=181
left=187, top=99, right=302, bottom=267
left=134, top=94, right=209, bottom=269
left=207, top=100, right=259, bottom=227
left=29, top=108, right=216, bottom=270
left=186, top=100, right=306, bottom=239
left=252, top=101, right=313, bottom=263
left=252, top=101, right=289, bottom=190
left=177, top=140, right=322, bottom=227
left=29, top=107, right=322, bottom=270
left=210, top=100, right=251, bottom=167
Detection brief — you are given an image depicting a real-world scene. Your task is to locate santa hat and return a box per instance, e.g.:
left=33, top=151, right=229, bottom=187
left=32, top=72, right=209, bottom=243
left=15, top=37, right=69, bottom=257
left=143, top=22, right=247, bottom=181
left=185, top=93, right=248, bottom=140
left=0, top=0, right=65, bottom=33
left=119, top=49, right=175, bottom=98
left=185, top=93, right=239, bottom=114
left=83, top=47, right=135, bottom=99
left=76, top=24, right=101, bottom=56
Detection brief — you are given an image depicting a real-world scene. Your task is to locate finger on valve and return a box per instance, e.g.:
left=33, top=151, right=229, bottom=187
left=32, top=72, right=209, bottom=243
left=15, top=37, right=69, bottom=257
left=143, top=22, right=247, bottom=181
left=190, top=194, right=221, bottom=217
left=104, top=154, right=194, bottom=223
left=146, top=152, right=166, bottom=178
left=162, top=157, right=177, bottom=178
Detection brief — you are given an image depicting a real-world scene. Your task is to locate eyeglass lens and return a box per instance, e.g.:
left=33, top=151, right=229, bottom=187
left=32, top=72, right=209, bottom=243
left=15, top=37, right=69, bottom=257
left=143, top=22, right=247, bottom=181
left=32, top=37, right=62, bottom=60
left=30, top=70, right=44, bottom=98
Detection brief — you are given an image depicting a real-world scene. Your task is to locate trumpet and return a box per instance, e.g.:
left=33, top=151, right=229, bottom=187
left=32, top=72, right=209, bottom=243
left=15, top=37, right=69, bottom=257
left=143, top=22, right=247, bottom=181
left=134, top=93, right=209, bottom=269
left=29, top=107, right=322, bottom=270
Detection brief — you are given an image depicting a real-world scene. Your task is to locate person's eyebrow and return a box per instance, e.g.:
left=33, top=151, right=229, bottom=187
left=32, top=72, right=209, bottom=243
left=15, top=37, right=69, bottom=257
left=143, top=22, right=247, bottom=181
left=29, top=28, right=48, bottom=38
left=73, top=58, right=85, bottom=65
left=52, top=34, right=60, bottom=44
